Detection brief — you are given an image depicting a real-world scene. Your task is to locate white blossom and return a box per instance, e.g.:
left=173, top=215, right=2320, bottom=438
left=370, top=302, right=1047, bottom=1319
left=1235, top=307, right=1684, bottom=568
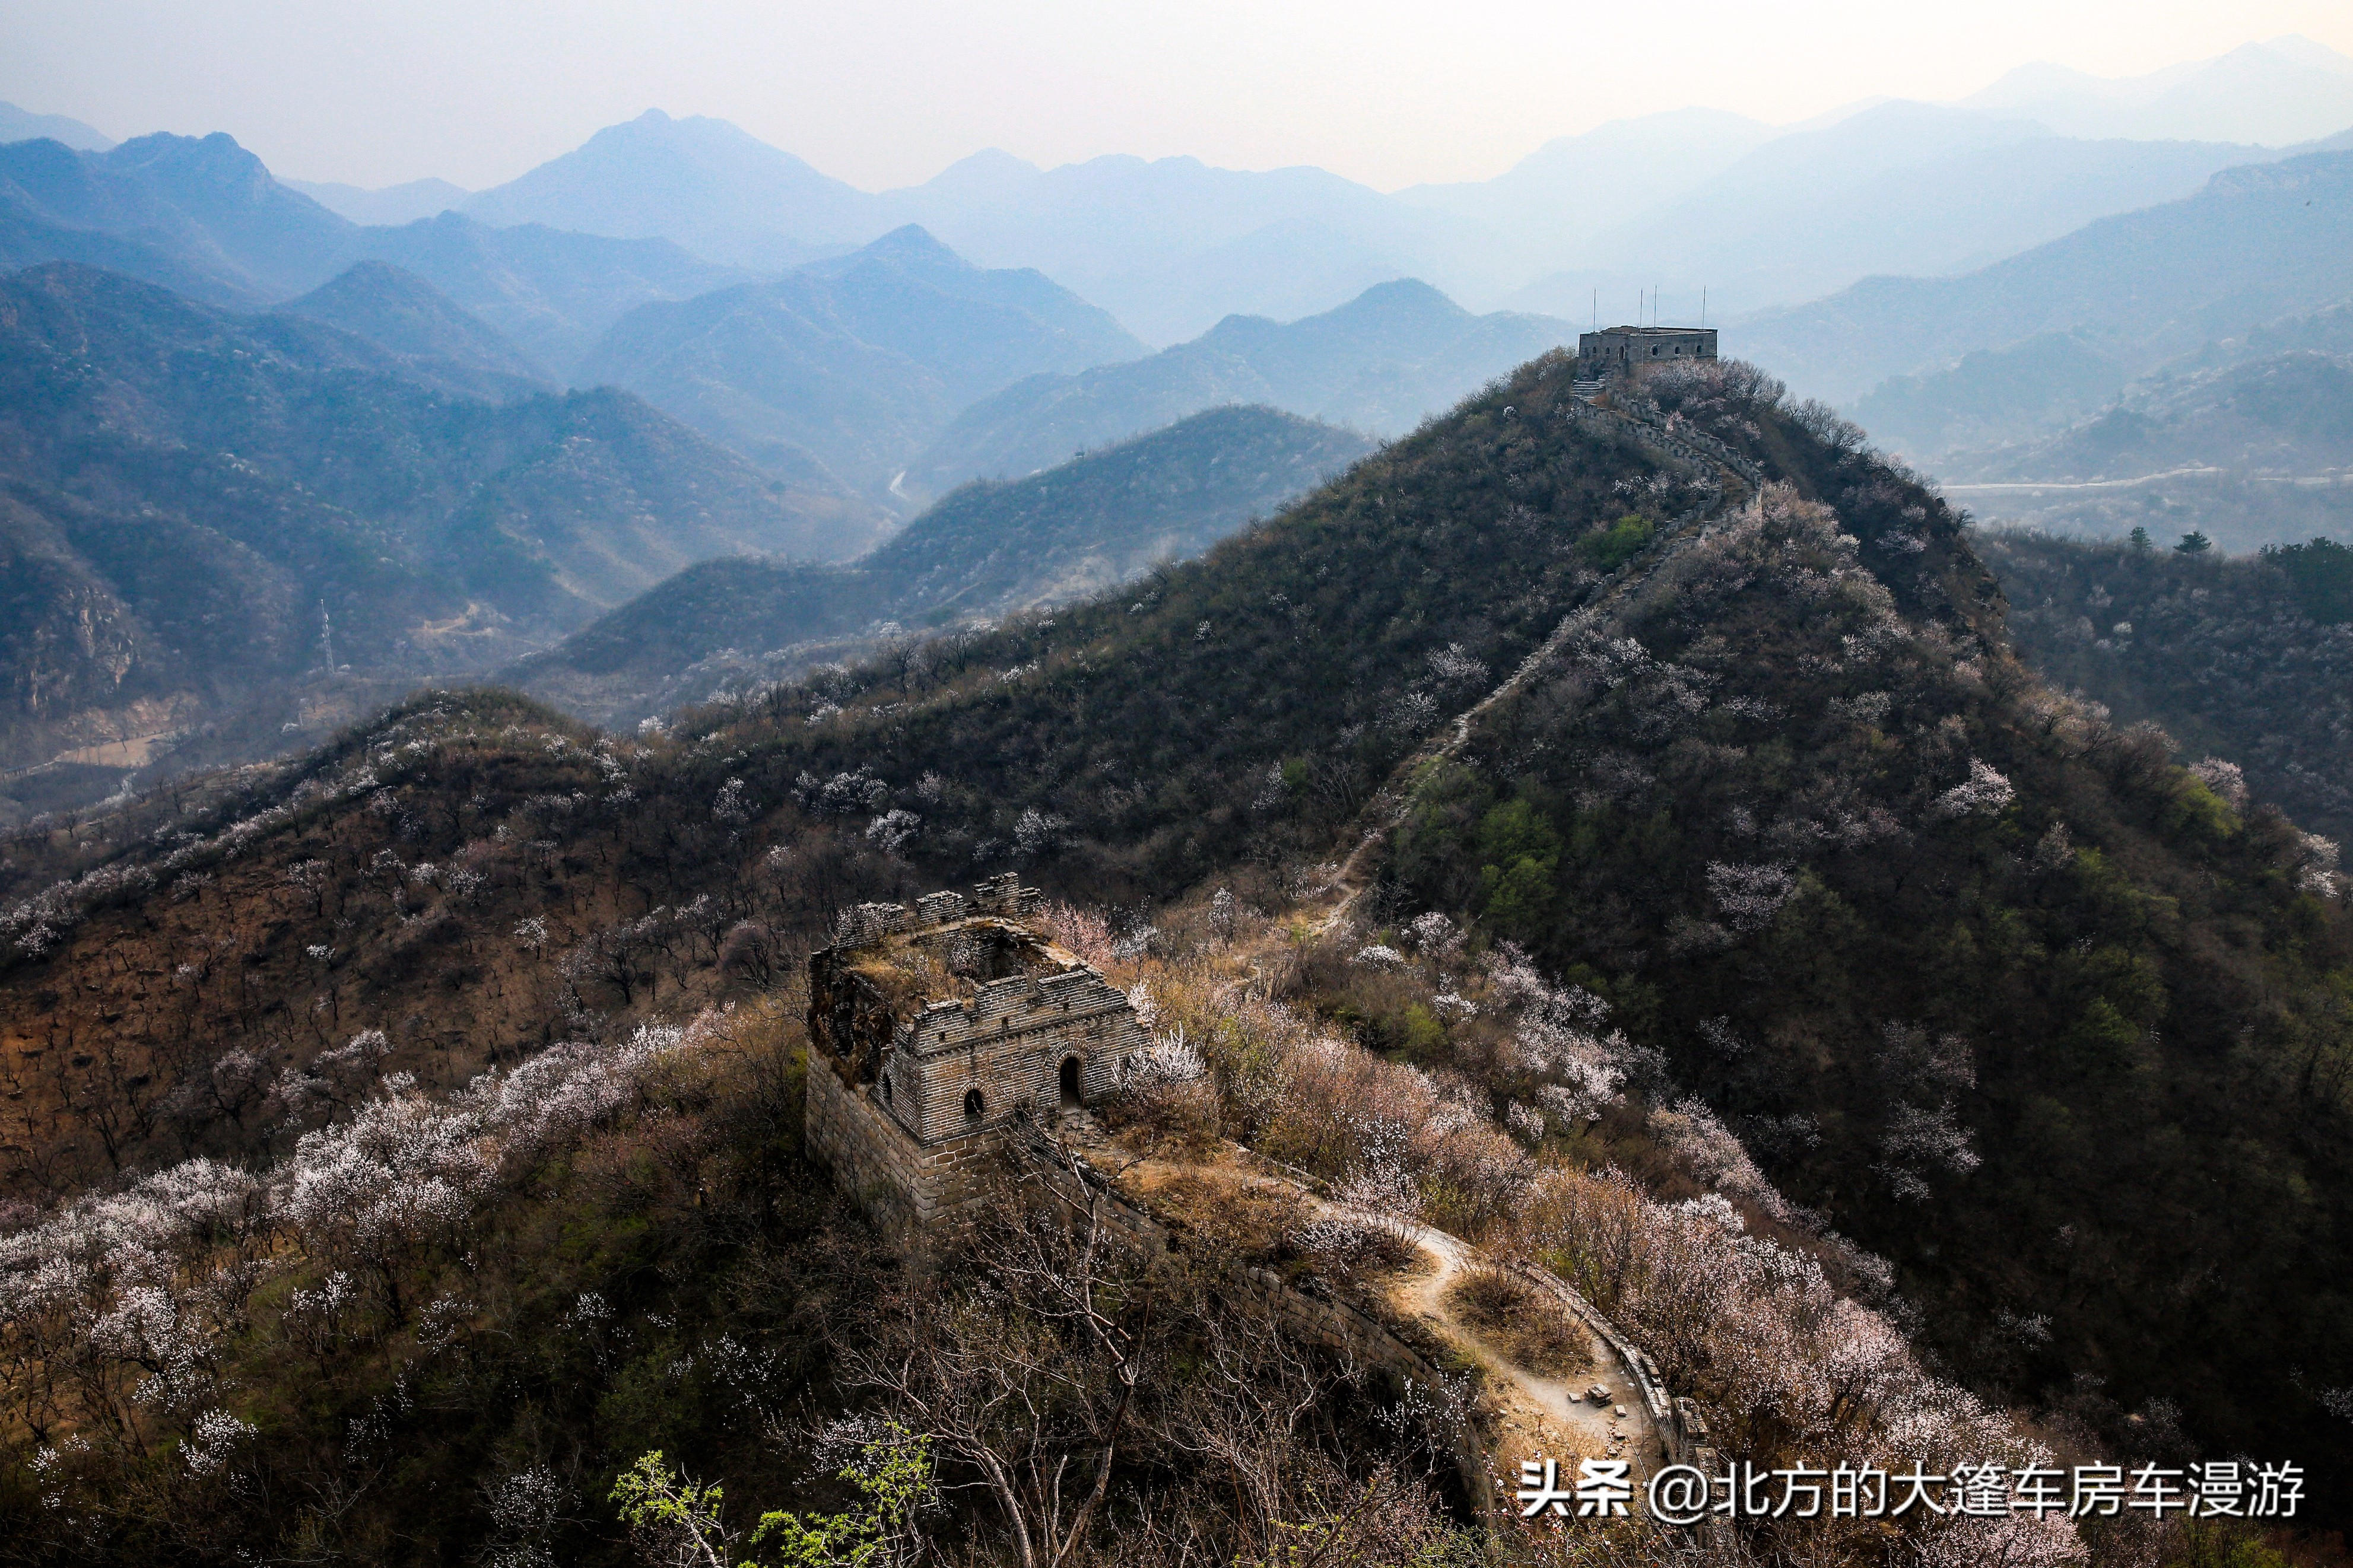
left=1705, top=861, right=1797, bottom=932
left=2187, top=756, right=2248, bottom=807
left=182, top=1407, right=256, bottom=1478
left=864, top=809, right=922, bottom=854
left=2296, top=832, right=2342, bottom=898
left=1427, top=643, right=1490, bottom=685
left=1402, top=911, right=1462, bottom=957
left=1012, top=807, right=1067, bottom=857
left=712, top=777, right=753, bottom=826
left=1932, top=758, right=2015, bottom=819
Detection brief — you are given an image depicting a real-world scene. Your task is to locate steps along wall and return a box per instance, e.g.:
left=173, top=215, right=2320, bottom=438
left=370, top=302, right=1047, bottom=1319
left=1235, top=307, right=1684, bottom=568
left=1561, top=394, right=1768, bottom=495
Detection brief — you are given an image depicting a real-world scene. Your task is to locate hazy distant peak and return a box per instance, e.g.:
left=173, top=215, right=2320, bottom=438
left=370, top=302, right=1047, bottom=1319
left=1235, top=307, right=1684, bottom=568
left=284, top=175, right=468, bottom=225
left=2263, top=34, right=2353, bottom=75
left=1504, top=104, right=1772, bottom=171
left=1772, top=96, right=1897, bottom=135
left=303, top=257, right=423, bottom=291
left=1962, top=36, right=2353, bottom=145
left=599, top=107, right=795, bottom=153
left=855, top=223, right=967, bottom=269
left=1328, top=275, right=1463, bottom=324
left=280, top=258, right=548, bottom=387
left=0, top=101, right=113, bottom=152
left=907, top=147, right=1044, bottom=208
left=1190, top=277, right=1471, bottom=353
left=926, top=147, right=1041, bottom=183
left=108, top=129, right=277, bottom=183
left=461, top=108, right=878, bottom=260
left=1801, top=98, right=2052, bottom=145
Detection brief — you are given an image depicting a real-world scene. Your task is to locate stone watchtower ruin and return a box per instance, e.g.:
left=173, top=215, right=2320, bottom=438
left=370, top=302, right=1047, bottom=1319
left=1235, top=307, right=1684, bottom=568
left=804, top=873, right=1148, bottom=1229
left=1577, top=325, right=1717, bottom=380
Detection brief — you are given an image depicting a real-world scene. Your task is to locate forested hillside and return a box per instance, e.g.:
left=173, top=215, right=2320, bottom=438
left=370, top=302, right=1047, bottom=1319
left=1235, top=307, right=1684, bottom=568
left=3, top=354, right=2348, bottom=1561
left=1984, top=529, right=2353, bottom=841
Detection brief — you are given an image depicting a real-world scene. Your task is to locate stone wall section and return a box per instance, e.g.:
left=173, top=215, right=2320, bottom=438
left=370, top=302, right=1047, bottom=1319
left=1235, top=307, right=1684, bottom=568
left=1560, top=395, right=1768, bottom=497
left=1507, top=1261, right=1683, bottom=1454
left=806, top=1052, right=1008, bottom=1231
left=1012, top=1142, right=1496, bottom=1508
left=885, top=968, right=1147, bottom=1142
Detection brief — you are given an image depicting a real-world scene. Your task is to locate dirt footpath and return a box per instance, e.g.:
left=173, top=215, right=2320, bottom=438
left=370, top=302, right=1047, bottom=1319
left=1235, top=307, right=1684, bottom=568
left=1095, top=1137, right=1668, bottom=1516
left=1383, top=1220, right=1666, bottom=1513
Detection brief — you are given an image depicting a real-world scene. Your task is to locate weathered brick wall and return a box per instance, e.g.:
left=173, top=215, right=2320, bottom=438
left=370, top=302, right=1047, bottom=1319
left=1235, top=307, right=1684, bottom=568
left=806, top=1058, right=1006, bottom=1232
left=889, top=968, right=1148, bottom=1141
left=807, top=947, right=903, bottom=1086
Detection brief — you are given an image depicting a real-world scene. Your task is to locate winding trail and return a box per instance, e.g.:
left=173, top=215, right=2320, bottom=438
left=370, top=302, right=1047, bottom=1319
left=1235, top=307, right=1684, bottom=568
left=1381, top=1217, right=1667, bottom=1505
left=1088, top=1134, right=1670, bottom=1514
left=1057, top=390, right=1756, bottom=1505
left=1313, top=392, right=1763, bottom=934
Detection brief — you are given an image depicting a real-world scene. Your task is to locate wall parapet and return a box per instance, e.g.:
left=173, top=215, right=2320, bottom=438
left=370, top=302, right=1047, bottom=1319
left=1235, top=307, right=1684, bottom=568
left=1506, top=1261, right=1688, bottom=1464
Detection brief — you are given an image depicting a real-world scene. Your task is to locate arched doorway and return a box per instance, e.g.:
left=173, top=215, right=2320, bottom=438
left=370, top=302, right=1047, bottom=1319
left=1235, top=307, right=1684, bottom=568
left=1058, top=1055, right=1082, bottom=1109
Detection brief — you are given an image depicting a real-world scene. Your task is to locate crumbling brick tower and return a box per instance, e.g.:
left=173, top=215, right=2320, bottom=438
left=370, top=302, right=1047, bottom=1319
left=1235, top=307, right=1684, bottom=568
left=804, top=873, right=1148, bottom=1230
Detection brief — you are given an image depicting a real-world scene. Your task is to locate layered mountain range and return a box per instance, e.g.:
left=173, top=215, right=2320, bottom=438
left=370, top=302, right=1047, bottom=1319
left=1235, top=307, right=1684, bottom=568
left=4, top=39, right=2351, bottom=793
left=12, top=39, right=2351, bottom=386
left=0, top=262, right=881, bottom=800
left=378, top=40, right=2353, bottom=342
left=574, top=224, right=1145, bottom=503
left=900, top=278, right=1571, bottom=502
left=1744, top=146, right=2353, bottom=404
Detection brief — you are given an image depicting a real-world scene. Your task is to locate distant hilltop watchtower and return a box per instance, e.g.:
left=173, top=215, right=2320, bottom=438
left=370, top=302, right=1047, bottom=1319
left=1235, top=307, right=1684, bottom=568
left=804, top=873, right=1147, bottom=1230
left=1578, top=325, right=1717, bottom=379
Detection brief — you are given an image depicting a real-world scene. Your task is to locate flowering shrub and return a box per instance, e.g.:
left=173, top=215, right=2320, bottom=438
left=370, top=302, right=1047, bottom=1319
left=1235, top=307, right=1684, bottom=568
left=1929, top=758, right=2016, bottom=819
left=0, top=1012, right=719, bottom=1460
left=1703, top=861, right=1799, bottom=932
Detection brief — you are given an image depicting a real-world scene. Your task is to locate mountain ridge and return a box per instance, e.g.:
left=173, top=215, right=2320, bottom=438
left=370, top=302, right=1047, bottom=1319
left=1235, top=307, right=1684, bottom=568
left=511, top=403, right=1376, bottom=723
left=277, top=259, right=552, bottom=397
left=574, top=224, right=1147, bottom=504
left=901, top=278, right=1571, bottom=501
left=1740, top=147, right=2353, bottom=403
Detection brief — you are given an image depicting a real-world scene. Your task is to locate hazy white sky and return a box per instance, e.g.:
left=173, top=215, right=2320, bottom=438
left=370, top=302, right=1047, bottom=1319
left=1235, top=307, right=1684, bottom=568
left=4, top=0, right=2350, bottom=192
